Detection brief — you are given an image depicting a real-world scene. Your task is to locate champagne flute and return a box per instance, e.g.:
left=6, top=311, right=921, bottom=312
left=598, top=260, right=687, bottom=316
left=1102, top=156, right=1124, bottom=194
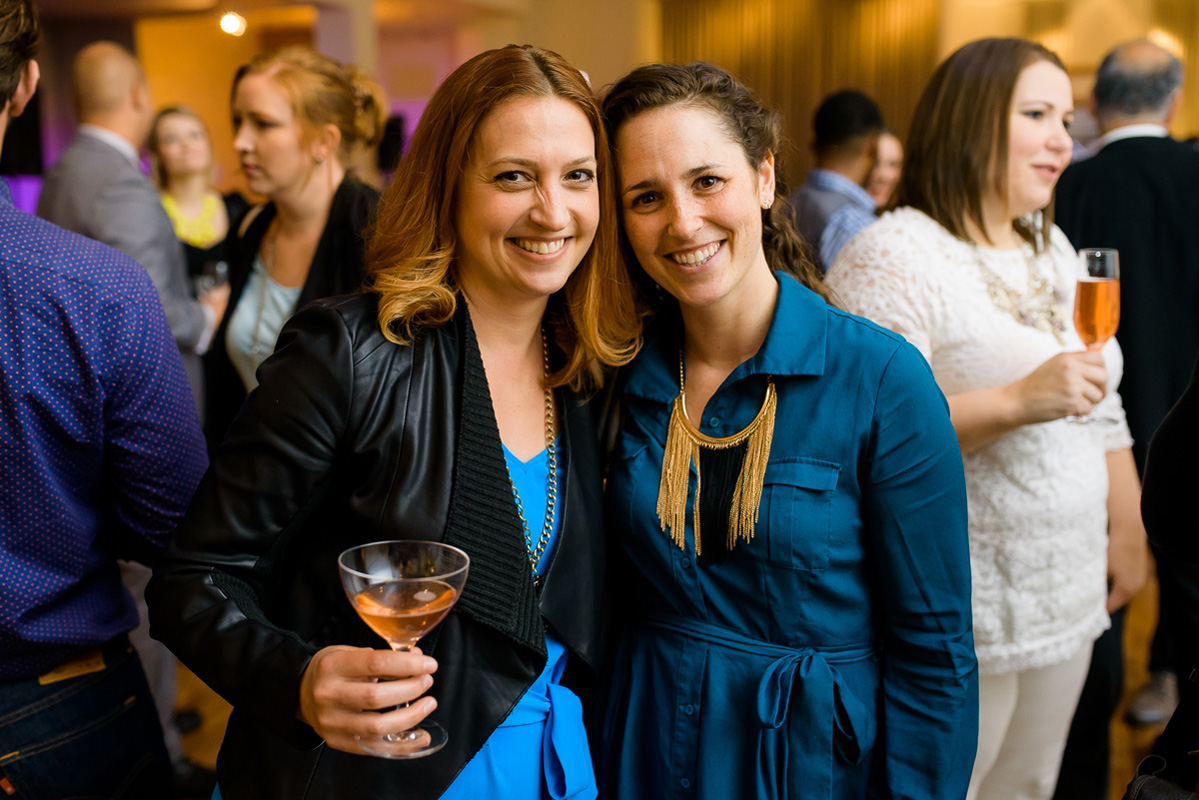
left=1070, top=248, right=1120, bottom=423
left=337, top=540, right=469, bottom=759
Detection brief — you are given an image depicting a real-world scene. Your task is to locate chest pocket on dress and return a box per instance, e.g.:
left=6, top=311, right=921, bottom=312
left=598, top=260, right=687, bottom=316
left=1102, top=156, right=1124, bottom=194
left=762, top=458, right=840, bottom=571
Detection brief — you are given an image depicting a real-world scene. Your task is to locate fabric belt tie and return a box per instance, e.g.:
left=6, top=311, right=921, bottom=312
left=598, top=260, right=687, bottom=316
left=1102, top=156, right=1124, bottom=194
left=645, top=613, right=876, bottom=800
left=542, top=683, right=592, bottom=799
left=500, top=679, right=593, bottom=798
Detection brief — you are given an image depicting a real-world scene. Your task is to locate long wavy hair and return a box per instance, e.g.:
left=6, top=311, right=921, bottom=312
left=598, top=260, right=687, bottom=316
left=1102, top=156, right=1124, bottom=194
left=899, top=37, right=1066, bottom=250
left=365, top=45, right=641, bottom=392
left=602, top=61, right=832, bottom=307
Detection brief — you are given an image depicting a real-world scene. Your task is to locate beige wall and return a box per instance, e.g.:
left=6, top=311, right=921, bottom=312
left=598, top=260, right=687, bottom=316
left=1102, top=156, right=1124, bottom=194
left=940, top=0, right=1199, bottom=137
left=456, top=0, right=661, bottom=91
left=135, top=9, right=313, bottom=195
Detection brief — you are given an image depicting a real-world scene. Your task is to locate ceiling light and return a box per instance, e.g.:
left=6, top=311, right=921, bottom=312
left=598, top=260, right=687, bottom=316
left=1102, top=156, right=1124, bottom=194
left=220, top=12, right=247, bottom=36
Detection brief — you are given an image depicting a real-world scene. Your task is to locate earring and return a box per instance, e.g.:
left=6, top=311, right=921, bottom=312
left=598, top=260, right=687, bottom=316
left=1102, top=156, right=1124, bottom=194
left=314, top=155, right=324, bottom=165
left=762, top=199, right=773, bottom=209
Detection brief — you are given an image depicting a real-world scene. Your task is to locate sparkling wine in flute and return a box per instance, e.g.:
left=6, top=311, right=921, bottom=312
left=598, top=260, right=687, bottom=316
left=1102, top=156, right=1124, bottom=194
left=338, top=540, right=469, bottom=759
left=1069, top=248, right=1120, bottom=423
left=1074, top=278, right=1120, bottom=351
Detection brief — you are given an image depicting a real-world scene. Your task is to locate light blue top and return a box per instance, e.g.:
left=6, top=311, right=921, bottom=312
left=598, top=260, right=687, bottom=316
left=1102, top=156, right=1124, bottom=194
left=795, top=168, right=879, bottom=272
left=225, top=255, right=303, bottom=392
left=438, top=439, right=596, bottom=800
left=597, top=272, right=977, bottom=800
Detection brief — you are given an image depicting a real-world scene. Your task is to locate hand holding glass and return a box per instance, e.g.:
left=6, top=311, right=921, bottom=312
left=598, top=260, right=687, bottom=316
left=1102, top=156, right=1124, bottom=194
left=337, top=540, right=469, bottom=758
left=194, top=259, right=229, bottom=298
left=1070, top=248, right=1120, bottom=422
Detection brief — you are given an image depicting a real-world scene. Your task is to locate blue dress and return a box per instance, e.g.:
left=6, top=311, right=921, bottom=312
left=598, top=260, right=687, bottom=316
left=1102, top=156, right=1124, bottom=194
left=439, top=440, right=596, bottom=800
left=597, top=273, right=978, bottom=799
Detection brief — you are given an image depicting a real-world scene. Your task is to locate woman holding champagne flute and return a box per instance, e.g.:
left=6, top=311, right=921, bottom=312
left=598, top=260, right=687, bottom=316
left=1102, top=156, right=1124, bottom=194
left=148, top=45, right=639, bottom=799
left=828, top=37, right=1148, bottom=800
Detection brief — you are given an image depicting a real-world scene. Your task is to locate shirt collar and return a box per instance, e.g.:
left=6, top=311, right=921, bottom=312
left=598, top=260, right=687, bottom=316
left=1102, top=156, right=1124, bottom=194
left=807, top=168, right=876, bottom=211
left=1093, top=123, right=1169, bottom=151
left=624, top=272, right=828, bottom=403
left=78, top=124, right=141, bottom=166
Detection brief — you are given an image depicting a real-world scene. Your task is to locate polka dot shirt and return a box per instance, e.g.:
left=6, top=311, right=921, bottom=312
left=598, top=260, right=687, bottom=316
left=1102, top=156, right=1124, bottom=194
left=0, top=180, right=208, bottom=679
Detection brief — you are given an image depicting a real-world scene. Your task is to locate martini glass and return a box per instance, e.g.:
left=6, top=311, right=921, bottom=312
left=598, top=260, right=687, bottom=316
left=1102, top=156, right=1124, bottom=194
left=338, top=540, right=469, bottom=759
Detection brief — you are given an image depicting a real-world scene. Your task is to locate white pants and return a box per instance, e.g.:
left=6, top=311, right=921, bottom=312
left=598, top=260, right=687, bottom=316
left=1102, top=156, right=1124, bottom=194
left=966, top=645, right=1092, bottom=800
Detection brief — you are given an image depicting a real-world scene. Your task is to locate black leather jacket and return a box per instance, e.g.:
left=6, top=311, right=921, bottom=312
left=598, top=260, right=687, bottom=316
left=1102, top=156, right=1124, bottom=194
left=204, top=178, right=380, bottom=445
left=148, top=293, right=607, bottom=798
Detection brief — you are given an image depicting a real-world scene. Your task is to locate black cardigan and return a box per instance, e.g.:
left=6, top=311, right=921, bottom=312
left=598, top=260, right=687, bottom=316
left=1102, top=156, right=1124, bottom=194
left=203, top=178, right=379, bottom=443
left=148, top=294, right=609, bottom=798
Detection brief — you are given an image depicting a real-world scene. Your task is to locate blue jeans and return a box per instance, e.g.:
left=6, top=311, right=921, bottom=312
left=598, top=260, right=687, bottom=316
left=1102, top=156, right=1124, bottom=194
left=0, top=636, right=172, bottom=799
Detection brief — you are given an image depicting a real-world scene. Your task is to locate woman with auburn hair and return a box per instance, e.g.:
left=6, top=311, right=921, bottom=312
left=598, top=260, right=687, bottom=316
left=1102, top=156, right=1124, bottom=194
left=596, top=61, right=975, bottom=799
left=203, top=46, right=383, bottom=443
left=148, top=44, right=639, bottom=799
left=829, top=37, right=1148, bottom=799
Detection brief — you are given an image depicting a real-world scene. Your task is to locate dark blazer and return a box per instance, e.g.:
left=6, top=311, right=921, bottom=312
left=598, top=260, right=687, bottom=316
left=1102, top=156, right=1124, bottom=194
left=204, top=178, right=379, bottom=443
left=38, top=130, right=207, bottom=409
left=147, top=293, right=608, bottom=798
left=180, top=192, right=251, bottom=279
left=1055, top=135, right=1199, bottom=470
left=1141, top=352, right=1199, bottom=561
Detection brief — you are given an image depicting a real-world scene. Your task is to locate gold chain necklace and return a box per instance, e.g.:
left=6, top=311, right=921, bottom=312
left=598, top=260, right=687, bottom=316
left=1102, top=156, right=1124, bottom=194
left=507, top=329, right=557, bottom=587
left=971, top=243, right=1067, bottom=344
left=657, top=353, right=776, bottom=556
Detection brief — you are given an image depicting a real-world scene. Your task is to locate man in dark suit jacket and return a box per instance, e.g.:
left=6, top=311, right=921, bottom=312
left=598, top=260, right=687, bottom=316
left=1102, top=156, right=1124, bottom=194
left=37, top=41, right=227, bottom=413
left=1054, top=38, right=1199, bottom=800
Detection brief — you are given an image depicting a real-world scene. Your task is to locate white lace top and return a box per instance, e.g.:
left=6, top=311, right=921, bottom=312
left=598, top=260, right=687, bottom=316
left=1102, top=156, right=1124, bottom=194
left=827, top=207, right=1133, bottom=676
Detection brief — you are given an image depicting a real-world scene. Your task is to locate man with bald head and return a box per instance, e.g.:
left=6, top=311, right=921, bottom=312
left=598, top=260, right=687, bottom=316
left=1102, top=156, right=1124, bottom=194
left=1054, top=38, right=1199, bottom=800
left=38, top=42, right=225, bottom=411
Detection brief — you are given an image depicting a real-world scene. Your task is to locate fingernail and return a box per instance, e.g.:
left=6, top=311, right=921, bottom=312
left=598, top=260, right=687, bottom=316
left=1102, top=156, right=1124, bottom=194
left=423, top=657, right=437, bottom=672
left=422, top=673, right=433, bottom=688
left=423, top=697, right=437, bottom=712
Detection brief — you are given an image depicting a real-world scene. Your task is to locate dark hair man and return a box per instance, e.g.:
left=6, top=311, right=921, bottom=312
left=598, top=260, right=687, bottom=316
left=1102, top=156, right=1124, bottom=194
left=0, top=1, right=208, bottom=795
left=789, top=89, right=885, bottom=272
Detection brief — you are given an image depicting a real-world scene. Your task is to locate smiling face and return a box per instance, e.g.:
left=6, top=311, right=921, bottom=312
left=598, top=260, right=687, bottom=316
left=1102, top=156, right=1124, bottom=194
left=453, top=95, right=599, bottom=307
left=1001, top=58, right=1074, bottom=219
left=615, top=104, right=776, bottom=313
left=231, top=72, right=312, bottom=199
left=154, top=112, right=211, bottom=179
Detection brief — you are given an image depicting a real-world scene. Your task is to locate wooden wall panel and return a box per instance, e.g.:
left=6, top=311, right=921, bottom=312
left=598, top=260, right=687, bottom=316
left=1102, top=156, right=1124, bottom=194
left=661, top=0, right=940, bottom=186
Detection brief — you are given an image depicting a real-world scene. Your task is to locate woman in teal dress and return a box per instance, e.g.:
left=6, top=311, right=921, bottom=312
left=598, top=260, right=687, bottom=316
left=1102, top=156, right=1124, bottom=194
left=596, top=63, right=978, bottom=799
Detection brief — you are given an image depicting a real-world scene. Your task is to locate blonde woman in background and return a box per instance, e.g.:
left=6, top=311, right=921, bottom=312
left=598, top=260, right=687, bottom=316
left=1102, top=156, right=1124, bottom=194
left=204, top=46, right=382, bottom=443
left=345, top=77, right=389, bottom=189
left=148, top=106, right=249, bottom=285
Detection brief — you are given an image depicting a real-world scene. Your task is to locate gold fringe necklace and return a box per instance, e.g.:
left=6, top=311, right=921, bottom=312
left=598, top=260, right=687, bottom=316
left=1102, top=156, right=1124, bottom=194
left=656, top=354, right=777, bottom=557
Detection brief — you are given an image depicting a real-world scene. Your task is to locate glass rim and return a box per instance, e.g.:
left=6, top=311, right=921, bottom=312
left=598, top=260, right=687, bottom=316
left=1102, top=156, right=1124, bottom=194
left=337, top=539, right=470, bottom=582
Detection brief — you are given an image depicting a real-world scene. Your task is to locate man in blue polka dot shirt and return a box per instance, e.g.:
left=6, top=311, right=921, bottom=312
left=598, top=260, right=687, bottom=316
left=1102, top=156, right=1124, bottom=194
left=0, top=1, right=208, bottom=796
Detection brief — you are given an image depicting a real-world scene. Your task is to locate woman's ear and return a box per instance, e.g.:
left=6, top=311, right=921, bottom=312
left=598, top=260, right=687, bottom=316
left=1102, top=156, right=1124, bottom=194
left=758, top=150, right=776, bottom=205
left=312, top=123, right=342, bottom=165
